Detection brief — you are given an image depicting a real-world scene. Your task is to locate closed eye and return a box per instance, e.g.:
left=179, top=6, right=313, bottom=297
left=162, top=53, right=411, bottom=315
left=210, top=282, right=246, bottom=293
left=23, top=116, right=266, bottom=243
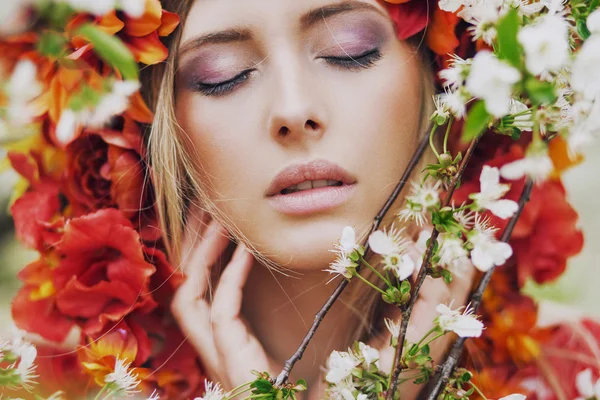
left=321, top=48, right=382, bottom=70
left=192, top=68, right=255, bottom=97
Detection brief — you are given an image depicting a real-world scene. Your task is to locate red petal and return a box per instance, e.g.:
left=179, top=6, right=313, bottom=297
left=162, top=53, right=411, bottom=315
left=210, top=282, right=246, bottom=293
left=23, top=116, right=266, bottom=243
left=11, top=191, right=60, bottom=251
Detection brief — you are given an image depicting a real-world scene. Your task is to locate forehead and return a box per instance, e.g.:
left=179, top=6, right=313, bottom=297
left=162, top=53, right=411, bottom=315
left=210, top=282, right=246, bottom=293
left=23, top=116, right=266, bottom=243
left=179, top=0, right=389, bottom=42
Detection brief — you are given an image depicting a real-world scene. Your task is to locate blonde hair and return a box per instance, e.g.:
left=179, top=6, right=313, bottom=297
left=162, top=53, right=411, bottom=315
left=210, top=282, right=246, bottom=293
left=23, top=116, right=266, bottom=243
left=142, top=0, right=436, bottom=346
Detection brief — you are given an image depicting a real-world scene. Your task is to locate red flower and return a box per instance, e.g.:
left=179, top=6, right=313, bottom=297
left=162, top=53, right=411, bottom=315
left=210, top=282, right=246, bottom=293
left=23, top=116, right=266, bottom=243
left=10, top=191, right=62, bottom=252
left=64, top=119, right=161, bottom=241
left=454, top=145, right=584, bottom=286
left=53, top=208, right=158, bottom=335
left=12, top=257, right=75, bottom=343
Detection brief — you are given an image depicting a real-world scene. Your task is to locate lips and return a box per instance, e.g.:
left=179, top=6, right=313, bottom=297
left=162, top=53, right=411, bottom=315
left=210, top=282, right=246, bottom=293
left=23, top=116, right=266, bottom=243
left=265, top=160, right=357, bottom=197
left=265, top=160, right=357, bottom=216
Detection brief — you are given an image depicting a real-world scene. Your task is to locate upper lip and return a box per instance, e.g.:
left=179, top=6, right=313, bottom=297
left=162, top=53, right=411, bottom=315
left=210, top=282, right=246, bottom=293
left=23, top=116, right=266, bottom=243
left=266, top=159, right=357, bottom=196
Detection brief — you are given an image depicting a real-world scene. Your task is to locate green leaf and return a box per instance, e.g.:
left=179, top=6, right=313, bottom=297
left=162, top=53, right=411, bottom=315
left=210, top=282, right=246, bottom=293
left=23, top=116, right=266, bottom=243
left=37, top=31, right=67, bottom=58
left=525, top=76, right=557, bottom=105
left=577, top=18, right=592, bottom=40
left=400, top=279, right=411, bottom=295
left=440, top=269, right=453, bottom=284
left=496, top=7, right=522, bottom=68
left=462, top=101, right=493, bottom=142
left=76, top=23, right=139, bottom=80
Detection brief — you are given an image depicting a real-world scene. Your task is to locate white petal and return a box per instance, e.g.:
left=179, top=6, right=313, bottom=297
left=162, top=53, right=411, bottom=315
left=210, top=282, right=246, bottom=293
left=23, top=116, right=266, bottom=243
left=576, top=369, right=595, bottom=398
left=396, top=255, right=415, bottom=281
left=340, top=226, right=357, bottom=253
left=499, top=395, right=527, bottom=400
left=471, top=247, right=495, bottom=272
left=479, top=166, right=501, bottom=194
left=588, top=8, right=600, bottom=34
left=56, top=109, right=79, bottom=146
left=451, top=316, right=484, bottom=338
left=487, top=199, right=519, bottom=219
left=489, top=241, right=513, bottom=265
left=500, top=159, right=527, bottom=181
left=368, top=231, right=395, bottom=255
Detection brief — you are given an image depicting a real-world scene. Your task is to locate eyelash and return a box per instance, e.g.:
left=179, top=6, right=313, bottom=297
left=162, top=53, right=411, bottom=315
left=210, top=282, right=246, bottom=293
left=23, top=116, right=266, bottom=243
left=193, top=48, right=382, bottom=97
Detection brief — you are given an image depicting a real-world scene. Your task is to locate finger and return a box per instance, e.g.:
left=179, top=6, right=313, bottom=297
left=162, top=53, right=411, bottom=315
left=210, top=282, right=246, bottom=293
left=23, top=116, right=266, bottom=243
left=171, top=220, right=230, bottom=377
left=211, top=245, right=274, bottom=385
left=181, top=206, right=211, bottom=263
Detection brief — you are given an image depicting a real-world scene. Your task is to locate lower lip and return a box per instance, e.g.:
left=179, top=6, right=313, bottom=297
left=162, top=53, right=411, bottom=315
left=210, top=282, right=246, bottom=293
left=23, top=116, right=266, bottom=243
left=267, top=184, right=356, bottom=216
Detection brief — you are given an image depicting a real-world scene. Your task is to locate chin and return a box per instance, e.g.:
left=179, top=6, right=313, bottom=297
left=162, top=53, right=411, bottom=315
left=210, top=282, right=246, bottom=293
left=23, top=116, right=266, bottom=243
left=253, top=213, right=369, bottom=271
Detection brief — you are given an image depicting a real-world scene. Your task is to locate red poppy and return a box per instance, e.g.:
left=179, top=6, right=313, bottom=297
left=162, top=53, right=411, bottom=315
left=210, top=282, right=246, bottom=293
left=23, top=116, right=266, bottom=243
left=53, top=208, right=158, bottom=335
left=64, top=118, right=161, bottom=242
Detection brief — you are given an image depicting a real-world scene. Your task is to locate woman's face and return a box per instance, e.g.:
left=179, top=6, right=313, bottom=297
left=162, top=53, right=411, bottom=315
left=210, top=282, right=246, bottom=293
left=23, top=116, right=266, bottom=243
left=175, top=0, right=425, bottom=270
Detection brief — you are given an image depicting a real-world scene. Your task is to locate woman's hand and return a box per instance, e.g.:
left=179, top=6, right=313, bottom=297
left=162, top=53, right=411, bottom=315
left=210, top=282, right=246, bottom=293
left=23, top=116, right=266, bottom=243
left=171, top=213, right=283, bottom=391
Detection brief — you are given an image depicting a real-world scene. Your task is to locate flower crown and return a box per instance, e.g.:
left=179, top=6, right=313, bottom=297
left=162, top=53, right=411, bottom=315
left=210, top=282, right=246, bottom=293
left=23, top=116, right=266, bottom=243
left=0, top=1, right=596, bottom=399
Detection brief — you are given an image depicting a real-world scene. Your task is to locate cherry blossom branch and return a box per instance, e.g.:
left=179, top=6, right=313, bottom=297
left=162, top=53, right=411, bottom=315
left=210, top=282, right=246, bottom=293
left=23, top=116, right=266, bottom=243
left=274, top=131, right=432, bottom=387
left=424, top=178, right=535, bottom=400
left=386, top=136, right=482, bottom=400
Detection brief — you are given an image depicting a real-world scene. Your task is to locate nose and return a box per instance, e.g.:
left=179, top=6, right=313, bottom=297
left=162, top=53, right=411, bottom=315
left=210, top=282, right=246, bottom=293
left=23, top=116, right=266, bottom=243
left=267, top=59, right=327, bottom=142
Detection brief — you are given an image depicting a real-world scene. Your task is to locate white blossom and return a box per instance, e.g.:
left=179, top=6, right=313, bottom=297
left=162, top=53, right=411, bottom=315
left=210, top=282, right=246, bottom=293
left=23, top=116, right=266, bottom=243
left=439, top=55, right=471, bottom=90
left=435, top=303, right=484, bottom=338
left=466, top=51, right=521, bottom=118
left=467, top=215, right=513, bottom=272
left=15, top=344, right=38, bottom=391
left=432, top=94, right=451, bottom=125
left=572, top=35, right=600, bottom=101
left=575, top=369, right=600, bottom=400
left=499, top=395, right=527, bottom=400
left=61, top=0, right=145, bottom=17
left=194, top=380, right=225, bottom=400
left=588, top=8, right=600, bottom=35
left=438, top=0, right=463, bottom=13
left=384, top=318, right=401, bottom=339
left=438, top=234, right=471, bottom=275
left=325, top=350, right=361, bottom=384
left=147, top=390, right=160, bottom=400
left=368, top=226, right=414, bottom=280
left=518, top=14, right=569, bottom=76
left=470, top=166, right=518, bottom=219
left=440, top=89, right=468, bottom=119
left=358, top=342, right=380, bottom=369
left=337, top=226, right=360, bottom=254
left=324, top=253, right=356, bottom=282
left=568, top=99, right=600, bottom=155
left=104, top=358, right=141, bottom=397
left=506, top=100, right=534, bottom=132
left=55, top=80, right=140, bottom=145
left=500, top=152, right=554, bottom=183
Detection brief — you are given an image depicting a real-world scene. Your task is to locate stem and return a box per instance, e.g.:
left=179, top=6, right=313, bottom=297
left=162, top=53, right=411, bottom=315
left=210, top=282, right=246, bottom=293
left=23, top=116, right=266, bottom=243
left=429, top=123, right=441, bottom=159
left=470, top=382, right=489, bottom=400
left=443, top=118, right=453, bottom=154
left=414, top=327, right=441, bottom=349
left=274, top=130, right=432, bottom=387
left=361, top=257, right=393, bottom=288
left=418, top=332, right=446, bottom=350
left=386, top=136, right=482, bottom=400
left=353, top=271, right=388, bottom=296
left=229, top=386, right=253, bottom=399
left=424, top=179, right=534, bottom=400
left=93, top=386, right=108, bottom=400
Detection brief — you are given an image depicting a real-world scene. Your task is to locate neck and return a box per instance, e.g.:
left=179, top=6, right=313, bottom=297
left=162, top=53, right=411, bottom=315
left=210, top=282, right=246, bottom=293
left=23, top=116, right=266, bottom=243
left=242, top=259, right=362, bottom=389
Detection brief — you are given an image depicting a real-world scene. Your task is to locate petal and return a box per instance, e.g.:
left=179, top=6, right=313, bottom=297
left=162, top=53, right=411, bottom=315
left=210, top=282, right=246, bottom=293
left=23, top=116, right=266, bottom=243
left=500, top=159, right=527, bottom=181
left=340, top=226, right=357, bottom=252
left=576, top=368, right=595, bottom=397
left=480, top=165, right=501, bottom=194
left=397, top=254, right=415, bottom=281
left=368, top=231, right=395, bottom=255
left=158, top=10, right=180, bottom=36
left=471, top=247, right=494, bottom=272
left=490, top=241, right=513, bottom=265
left=488, top=199, right=519, bottom=219
left=124, top=0, right=162, bottom=37
left=451, top=316, right=484, bottom=338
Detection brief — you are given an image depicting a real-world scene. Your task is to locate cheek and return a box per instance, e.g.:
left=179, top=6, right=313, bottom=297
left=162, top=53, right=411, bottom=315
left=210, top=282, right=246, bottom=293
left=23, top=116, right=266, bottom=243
left=175, top=91, right=264, bottom=200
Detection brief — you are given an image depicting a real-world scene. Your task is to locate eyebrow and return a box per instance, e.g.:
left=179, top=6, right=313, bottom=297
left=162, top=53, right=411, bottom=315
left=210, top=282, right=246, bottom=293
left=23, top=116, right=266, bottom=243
left=178, top=1, right=385, bottom=56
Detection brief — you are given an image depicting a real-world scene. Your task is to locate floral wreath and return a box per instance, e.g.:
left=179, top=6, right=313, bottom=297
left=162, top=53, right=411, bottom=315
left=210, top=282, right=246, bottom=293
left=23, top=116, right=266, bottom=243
left=0, top=1, right=598, bottom=399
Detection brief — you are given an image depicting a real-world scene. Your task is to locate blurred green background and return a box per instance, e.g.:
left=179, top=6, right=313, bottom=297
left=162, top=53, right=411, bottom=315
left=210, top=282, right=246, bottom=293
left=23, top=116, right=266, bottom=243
left=1, top=143, right=599, bottom=336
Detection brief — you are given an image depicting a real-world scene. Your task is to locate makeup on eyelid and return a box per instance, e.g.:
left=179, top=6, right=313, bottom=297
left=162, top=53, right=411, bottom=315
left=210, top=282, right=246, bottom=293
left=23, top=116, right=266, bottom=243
left=177, top=16, right=391, bottom=90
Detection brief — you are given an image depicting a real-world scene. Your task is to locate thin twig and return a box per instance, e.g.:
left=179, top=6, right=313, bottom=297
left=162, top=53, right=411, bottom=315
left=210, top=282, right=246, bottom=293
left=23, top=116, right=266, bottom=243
left=386, top=136, right=481, bottom=400
left=274, top=131, right=432, bottom=387
left=424, top=179, right=534, bottom=400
